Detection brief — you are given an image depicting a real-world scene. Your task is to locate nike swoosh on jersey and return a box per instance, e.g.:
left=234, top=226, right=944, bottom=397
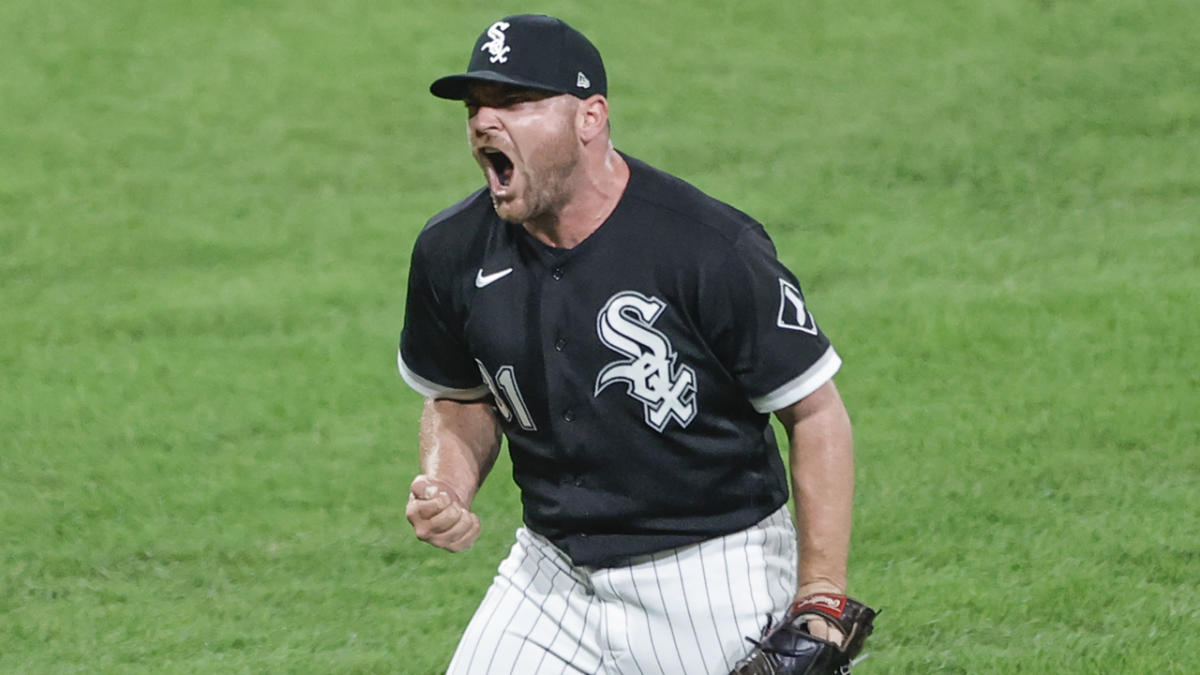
left=475, top=267, right=514, bottom=288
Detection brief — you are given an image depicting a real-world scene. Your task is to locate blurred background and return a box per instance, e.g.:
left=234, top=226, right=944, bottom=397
left=2, top=1, right=1196, bottom=672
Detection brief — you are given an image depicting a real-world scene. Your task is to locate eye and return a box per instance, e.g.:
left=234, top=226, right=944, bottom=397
left=512, top=91, right=552, bottom=106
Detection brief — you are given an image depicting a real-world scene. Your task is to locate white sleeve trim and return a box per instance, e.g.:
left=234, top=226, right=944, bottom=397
left=397, top=350, right=490, bottom=401
left=748, top=347, right=842, bottom=413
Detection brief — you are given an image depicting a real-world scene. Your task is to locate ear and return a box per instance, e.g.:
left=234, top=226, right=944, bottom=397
left=576, top=95, right=610, bottom=144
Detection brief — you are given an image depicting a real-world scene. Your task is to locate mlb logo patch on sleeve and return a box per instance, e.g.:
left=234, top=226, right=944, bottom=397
left=776, top=278, right=818, bottom=334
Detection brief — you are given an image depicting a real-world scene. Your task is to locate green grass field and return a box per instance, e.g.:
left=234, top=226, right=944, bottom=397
left=2, top=1, right=1197, bottom=672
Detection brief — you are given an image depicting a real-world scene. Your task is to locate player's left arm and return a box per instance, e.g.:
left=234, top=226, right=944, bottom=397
left=774, top=378, right=854, bottom=640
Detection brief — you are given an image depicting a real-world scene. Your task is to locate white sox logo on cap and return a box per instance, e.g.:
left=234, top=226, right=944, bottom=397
left=481, top=21, right=511, bottom=63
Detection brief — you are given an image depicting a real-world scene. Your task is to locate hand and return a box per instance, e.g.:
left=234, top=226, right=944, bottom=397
left=804, top=616, right=846, bottom=646
left=406, top=475, right=481, bottom=552
left=795, top=581, right=848, bottom=646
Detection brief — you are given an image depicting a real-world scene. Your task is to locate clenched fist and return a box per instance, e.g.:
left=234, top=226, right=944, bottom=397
left=406, top=475, right=481, bottom=552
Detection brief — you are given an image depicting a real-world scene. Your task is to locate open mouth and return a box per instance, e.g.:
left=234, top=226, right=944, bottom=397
left=482, top=148, right=514, bottom=187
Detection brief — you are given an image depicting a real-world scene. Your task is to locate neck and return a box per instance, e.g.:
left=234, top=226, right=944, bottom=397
left=524, top=146, right=629, bottom=249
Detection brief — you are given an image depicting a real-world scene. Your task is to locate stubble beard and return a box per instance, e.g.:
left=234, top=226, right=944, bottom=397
left=493, top=119, right=580, bottom=227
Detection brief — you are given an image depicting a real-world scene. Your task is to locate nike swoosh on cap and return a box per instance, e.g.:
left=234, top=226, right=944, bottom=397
left=475, top=267, right=514, bottom=288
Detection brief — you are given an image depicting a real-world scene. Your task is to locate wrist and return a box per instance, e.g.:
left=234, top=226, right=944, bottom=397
left=796, top=579, right=846, bottom=598
left=417, top=474, right=474, bottom=508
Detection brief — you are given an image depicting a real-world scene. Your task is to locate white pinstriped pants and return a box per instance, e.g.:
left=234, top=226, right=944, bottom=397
left=446, top=506, right=797, bottom=674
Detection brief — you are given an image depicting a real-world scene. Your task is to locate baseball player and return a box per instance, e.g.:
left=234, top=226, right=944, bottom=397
left=400, top=15, right=871, bottom=674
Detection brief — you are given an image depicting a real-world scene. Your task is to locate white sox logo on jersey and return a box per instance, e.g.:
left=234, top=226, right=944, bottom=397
left=480, top=21, right=511, bottom=64
left=594, top=291, right=697, bottom=432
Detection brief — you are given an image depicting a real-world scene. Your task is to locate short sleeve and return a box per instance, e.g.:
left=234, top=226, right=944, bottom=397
left=706, top=227, right=841, bottom=413
left=397, top=236, right=488, bottom=401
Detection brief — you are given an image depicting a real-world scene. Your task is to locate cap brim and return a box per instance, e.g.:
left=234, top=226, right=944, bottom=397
left=429, top=71, right=567, bottom=100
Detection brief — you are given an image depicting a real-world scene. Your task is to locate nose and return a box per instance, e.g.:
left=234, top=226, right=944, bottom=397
left=468, top=104, right=502, bottom=134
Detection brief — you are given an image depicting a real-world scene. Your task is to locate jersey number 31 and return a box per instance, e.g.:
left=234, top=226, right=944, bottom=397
left=475, top=360, right=537, bottom=431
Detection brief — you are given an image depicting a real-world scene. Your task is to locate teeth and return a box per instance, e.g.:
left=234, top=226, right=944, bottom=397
left=480, top=148, right=513, bottom=189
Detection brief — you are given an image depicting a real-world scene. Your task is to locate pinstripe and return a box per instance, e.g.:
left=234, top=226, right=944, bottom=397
left=559, top=591, right=596, bottom=675
left=780, top=508, right=798, bottom=604
left=451, top=508, right=798, bottom=674
left=517, top=529, right=606, bottom=673
left=454, top=529, right=597, bottom=675
left=598, top=573, right=613, bottom=673
left=742, top=526, right=765, bottom=621
left=757, top=509, right=784, bottom=614
left=531, top=531, right=608, bottom=674
left=530, top=530, right=604, bottom=672
left=628, top=562, right=666, bottom=674
left=453, top=544, right=530, bottom=674
left=672, top=549, right=713, bottom=673
left=520, top=562, right=566, bottom=672
left=697, top=537, right=733, bottom=667
left=531, top=563, right=575, bottom=674
left=773, top=509, right=796, bottom=604
left=721, top=534, right=754, bottom=644
left=488, top=550, right=559, bottom=673
left=526, top=529, right=579, bottom=577
left=609, top=567, right=645, bottom=675
left=649, top=554, right=688, bottom=673
left=772, top=509, right=792, bottom=598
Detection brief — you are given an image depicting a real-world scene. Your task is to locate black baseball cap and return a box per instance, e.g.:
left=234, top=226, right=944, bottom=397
left=430, top=14, right=606, bottom=100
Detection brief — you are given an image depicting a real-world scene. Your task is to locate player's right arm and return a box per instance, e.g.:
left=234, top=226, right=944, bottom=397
left=406, top=397, right=502, bottom=552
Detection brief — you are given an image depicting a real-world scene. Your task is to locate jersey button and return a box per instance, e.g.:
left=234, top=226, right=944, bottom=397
left=552, top=267, right=564, bottom=280
left=562, top=409, right=576, bottom=422
left=554, top=338, right=567, bottom=351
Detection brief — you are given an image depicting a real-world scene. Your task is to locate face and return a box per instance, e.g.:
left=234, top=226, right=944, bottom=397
left=463, top=82, right=582, bottom=224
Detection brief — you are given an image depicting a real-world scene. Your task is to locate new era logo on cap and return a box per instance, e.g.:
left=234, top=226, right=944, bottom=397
left=430, top=14, right=607, bottom=100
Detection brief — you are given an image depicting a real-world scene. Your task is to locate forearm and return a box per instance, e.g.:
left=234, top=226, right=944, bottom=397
left=418, top=397, right=502, bottom=506
left=780, top=380, right=855, bottom=594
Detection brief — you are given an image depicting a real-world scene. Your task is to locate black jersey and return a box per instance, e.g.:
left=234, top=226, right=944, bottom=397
left=399, top=153, right=841, bottom=567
